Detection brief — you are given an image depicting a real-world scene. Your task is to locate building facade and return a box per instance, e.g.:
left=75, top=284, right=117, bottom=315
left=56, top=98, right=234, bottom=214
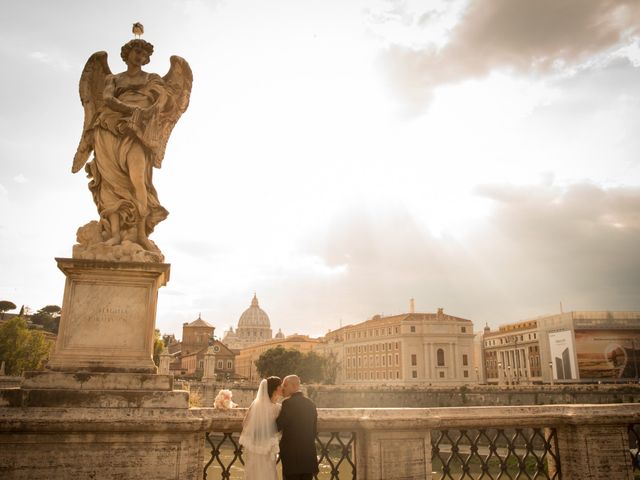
left=165, top=315, right=237, bottom=379
left=320, top=307, right=476, bottom=386
left=482, top=311, right=640, bottom=384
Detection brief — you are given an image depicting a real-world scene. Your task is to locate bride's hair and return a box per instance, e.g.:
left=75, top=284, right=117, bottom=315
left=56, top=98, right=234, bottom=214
left=267, top=376, right=281, bottom=398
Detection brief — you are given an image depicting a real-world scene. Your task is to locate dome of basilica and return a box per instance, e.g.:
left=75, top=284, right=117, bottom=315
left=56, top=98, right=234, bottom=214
left=238, top=294, right=271, bottom=328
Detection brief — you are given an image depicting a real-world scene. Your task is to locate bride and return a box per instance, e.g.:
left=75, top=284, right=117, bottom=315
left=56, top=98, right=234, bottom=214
left=239, top=376, right=283, bottom=480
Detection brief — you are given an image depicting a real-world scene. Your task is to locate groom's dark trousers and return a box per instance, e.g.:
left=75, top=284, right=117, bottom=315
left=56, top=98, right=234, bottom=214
left=277, top=392, right=319, bottom=480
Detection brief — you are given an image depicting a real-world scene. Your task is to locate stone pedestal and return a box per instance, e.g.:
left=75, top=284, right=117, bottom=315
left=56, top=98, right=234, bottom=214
left=555, top=423, right=633, bottom=479
left=159, top=351, right=172, bottom=375
left=2, top=371, right=188, bottom=409
left=202, top=346, right=216, bottom=382
left=47, top=258, right=169, bottom=373
left=360, top=429, right=432, bottom=480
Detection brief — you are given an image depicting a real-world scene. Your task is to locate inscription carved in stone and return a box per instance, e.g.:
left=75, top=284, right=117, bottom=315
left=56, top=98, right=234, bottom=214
left=64, top=283, right=147, bottom=350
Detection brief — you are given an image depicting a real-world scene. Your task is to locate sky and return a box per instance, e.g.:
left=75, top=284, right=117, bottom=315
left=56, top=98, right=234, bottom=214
left=1, top=0, right=639, bottom=339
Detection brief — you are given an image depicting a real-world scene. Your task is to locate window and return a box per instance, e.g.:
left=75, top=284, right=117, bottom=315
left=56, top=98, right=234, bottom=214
left=395, top=327, right=399, bottom=334
left=388, top=328, right=392, bottom=334
left=439, top=371, right=445, bottom=378
left=227, top=360, right=233, bottom=369
left=375, top=344, right=379, bottom=352
left=395, top=342, right=399, bottom=350
left=396, top=371, right=400, bottom=379
left=463, top=370, right=469, bottom=378
left=395, top=354, right=399, bottom=366
left=411, top=354, right=417, bottom=366
left=410, top=326, right=416, bottom=333
left=369, top=345, right=373, bottom=352
left=462, top=354, right=468, bottom=366
left=382, top=355, right=386, bottom=366
left=437, top=348, right=445, bottom=366
left=461, top=326, right=466, bottom=333
left=412, top=370, right=417, bottom=378
left=217, top=360, right=223, bottom=369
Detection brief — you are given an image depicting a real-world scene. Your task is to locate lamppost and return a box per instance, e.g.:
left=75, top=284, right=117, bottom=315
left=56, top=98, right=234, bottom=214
left=507, top=365, right=512, bottom=386
left=498, top=362, right=502, bottom=385
left=475, top=367, right=479, bottom=384
left=549, top=361, right=554, bottom=386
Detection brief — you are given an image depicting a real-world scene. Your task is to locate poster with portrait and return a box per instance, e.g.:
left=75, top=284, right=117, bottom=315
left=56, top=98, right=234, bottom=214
left=548, top=330, right=577, bottom=380
left=575, top=329, right=640, bottom=380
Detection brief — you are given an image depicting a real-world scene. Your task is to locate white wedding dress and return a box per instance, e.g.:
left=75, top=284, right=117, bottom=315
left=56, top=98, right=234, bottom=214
left=239, top=380, right=281, bottom=480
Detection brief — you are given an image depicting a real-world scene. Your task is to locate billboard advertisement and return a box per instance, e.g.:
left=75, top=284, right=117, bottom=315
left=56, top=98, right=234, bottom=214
left=575, top=329, right=640, bottom=380
left=548, top=330, right=577, bottom=380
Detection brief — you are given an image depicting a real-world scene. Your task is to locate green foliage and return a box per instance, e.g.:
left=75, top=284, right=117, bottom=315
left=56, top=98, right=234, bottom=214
left=321, top=351, right=341, bottom=385
left=255, top=346, right=304, bottom=380
left=153, top=329, right=165, bottom=366
left=0, top=300, right=17, bottom=319
left=40, top=305, right=61, bottom=315
left=0, top=316, right=52, bottom=375
left=298, top=350, right=326, bottom=383
left=255, top=347, right=337, bottom=384
left=30, top=305, right=62, bottom=334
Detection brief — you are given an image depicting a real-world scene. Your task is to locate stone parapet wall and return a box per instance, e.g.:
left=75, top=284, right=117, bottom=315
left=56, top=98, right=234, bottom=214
left=2, top=403, right=639, bottom=479
left=305, top=383, right=640, bottom=408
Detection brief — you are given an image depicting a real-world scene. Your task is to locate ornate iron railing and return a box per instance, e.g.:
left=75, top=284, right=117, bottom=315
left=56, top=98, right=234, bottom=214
left=431, top=427, right=561, bottom=480
left=630, top=423, right=640, bottom=474
left=203, top=431, right=356, bottom=480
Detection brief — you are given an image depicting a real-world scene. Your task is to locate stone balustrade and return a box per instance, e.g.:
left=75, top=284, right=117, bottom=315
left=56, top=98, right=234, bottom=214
left=1, top=403, right=639, bottom=479
left=199, top=404, right=640, bottom=480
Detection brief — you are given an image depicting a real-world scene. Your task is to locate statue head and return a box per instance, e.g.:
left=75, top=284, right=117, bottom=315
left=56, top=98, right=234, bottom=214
left=120, top=39, right=154, bottom=65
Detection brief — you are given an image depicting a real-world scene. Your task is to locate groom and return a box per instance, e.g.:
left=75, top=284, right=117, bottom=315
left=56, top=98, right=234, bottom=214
left=276, top=375, right=319, bottom=480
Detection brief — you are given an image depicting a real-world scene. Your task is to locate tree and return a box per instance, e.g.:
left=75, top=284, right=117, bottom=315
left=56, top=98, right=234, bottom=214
left=0, top=300, right=16, bottom=319
left=30, top=305, right=62, bottom=333
left=0, top=316, right=52, bottom=375
left=255, top=346, right=303, bottom=380
left=152, top=329, right=165, bottom=366
left=298, top=351, right=326, bottom=384
left=321, top=351, right=341, bottom=385
left=255, top=347, right=330, bottom=383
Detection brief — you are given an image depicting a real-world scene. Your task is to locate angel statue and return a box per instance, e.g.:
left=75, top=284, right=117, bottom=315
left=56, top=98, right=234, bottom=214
left=71, top=30, right=192, bottom=263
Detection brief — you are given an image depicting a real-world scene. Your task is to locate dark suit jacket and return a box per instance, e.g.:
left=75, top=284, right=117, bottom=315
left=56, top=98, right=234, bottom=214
left=276, top=391, right=319, bottom=475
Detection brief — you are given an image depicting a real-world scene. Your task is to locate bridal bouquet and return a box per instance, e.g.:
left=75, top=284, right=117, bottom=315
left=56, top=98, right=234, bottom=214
left=214, top=389, right=237, bottom=409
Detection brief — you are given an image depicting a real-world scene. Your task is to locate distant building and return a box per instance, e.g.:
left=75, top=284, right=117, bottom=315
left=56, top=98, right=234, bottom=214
left=166, top=314, right=237, bottom=379
left=320, top=304, right=476, bottom=386
left=222, top=294, right=273, bottom=350
left=481, top=311, right=640, bottom=384
left=235, top=334, right=321, bottom=381
left=179, top=340, right=237, bottom=378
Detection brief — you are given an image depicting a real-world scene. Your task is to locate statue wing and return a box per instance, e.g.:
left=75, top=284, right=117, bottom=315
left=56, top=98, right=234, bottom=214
left=72, top=51, right=112, bottom=173
left=154, top=55, right=193, bottom=168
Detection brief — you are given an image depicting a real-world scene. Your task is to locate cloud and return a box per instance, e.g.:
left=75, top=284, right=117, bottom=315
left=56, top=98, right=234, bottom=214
left=376, top=0, right=640, bottom=111
left=280, top=182, right=640, bottom=331
left=0, top=183, right=7, bottom=195
left=28, top=51, right=72, bottom=71
left=12, top=174, right=27, bottom=184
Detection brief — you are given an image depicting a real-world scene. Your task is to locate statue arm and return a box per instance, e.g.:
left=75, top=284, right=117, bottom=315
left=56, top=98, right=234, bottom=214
left=102, top=75, right=135, bottom=114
